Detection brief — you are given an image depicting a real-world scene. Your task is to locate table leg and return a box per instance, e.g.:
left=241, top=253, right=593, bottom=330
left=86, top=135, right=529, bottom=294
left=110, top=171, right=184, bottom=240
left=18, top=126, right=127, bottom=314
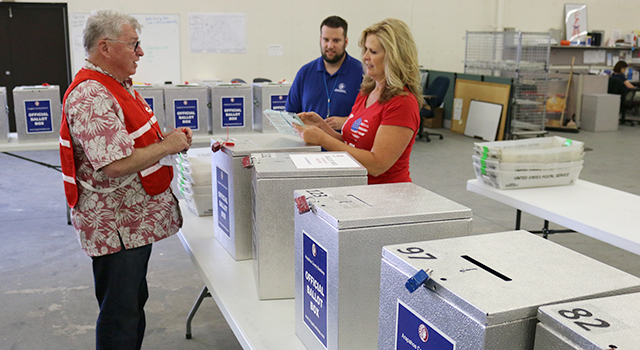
left=543, top=220, right=550, bottom=239
left=186, top=285, right=212, bottom=339
left=539, top=220, right=573, bottom=238
left=515, top=210, right=573, bottom=238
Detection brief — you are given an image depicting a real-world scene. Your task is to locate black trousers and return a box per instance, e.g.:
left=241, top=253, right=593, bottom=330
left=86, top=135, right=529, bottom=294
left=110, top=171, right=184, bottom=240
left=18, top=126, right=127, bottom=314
left=92, top=243, right=153, bottom=350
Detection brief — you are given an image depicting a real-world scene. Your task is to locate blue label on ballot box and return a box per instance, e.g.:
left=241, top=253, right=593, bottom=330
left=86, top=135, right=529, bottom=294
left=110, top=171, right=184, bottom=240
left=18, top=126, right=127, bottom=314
left=270, top=94, right=287, bottom=111
left=24, top=100, right=53, bottom=133
left=216, top=166, right=230, bottom=237
left=303, top=232, right=328, bottom=348
left=396, top=300, right=455, bottom=350
left=221, top=97, right=244, bottom=127
left=144, top=97, right=155, bottom=112
left=174, top=99, right=199, bottom=130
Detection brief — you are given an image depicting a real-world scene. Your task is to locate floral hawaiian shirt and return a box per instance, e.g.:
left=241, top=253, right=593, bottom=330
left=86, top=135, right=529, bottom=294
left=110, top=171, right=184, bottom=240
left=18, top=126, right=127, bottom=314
left=64, top=61, right=182, bottom=257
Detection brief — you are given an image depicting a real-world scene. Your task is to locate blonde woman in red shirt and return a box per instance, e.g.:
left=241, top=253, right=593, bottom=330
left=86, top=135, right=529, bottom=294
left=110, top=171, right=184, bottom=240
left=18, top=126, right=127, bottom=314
left=295, top=18, right=422, bottom=184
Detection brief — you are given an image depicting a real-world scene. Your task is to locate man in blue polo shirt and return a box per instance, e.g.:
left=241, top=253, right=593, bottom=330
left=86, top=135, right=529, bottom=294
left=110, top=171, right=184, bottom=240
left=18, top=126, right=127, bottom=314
left=286, top=16, right=363, bottom=130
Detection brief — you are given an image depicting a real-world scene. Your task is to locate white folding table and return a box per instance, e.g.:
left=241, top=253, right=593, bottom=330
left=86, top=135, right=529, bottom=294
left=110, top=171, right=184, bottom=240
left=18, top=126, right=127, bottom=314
left=177, top=201, right=306, bottom=350
left=467, top=179, right=640, bottom=256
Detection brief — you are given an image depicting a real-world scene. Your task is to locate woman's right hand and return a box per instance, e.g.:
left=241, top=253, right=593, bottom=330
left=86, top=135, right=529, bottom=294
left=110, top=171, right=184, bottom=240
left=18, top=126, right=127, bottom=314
left=298, top=111, right=338, bottom=135
left=298, top=112, right=325, bottom=127
left=293, top=123, right=327, bottom=146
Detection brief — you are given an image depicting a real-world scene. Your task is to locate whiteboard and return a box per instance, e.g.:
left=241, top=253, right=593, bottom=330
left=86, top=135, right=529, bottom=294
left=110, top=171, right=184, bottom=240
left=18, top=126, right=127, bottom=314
left=69, top=13, right=181, bottom=85
left=464, top=100, right=503, bottom=141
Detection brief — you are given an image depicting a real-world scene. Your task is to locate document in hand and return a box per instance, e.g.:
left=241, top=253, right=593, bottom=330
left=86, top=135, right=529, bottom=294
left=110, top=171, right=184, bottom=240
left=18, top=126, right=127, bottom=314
left=262, top=109, right=304, bottom=135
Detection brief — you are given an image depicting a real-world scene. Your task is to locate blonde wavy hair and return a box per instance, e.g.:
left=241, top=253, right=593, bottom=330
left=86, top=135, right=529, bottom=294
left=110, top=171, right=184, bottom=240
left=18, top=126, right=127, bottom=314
left=359, top=18, right=423, bottom=109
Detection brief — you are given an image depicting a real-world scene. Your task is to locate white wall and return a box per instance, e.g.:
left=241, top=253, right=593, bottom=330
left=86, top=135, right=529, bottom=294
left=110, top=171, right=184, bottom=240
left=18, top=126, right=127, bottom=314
left=24, top=0, right=640, bottom=83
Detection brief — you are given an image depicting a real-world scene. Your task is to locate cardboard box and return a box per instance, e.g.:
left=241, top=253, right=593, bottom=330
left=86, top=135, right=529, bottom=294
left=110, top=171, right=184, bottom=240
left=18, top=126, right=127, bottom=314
left=423, top=106, right=443, bottom=128
left=581, top=93, right=620, bottom=132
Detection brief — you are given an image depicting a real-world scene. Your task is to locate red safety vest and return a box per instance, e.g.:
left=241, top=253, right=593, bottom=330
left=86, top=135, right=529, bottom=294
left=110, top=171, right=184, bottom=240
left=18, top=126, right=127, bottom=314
left=59, top=68, right=173, bottom=208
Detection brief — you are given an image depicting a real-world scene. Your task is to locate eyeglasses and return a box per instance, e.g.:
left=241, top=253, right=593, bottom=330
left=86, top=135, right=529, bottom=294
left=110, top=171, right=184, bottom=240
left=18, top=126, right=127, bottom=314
left=106, top=39, right=141, bottom=52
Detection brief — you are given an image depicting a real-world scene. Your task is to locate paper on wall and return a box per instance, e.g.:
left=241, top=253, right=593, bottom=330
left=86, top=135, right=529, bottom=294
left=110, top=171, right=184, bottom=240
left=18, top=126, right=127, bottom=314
left=583, top=50, right=606, bottom=64
left=189, top=13, right=246, bottom=53
left=453, top=98, right=464, bottom=124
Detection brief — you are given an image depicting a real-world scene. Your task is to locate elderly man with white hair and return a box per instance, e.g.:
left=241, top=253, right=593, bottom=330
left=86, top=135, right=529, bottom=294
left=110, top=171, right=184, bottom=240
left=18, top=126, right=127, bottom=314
left=59, top=10, right=192, bottom=349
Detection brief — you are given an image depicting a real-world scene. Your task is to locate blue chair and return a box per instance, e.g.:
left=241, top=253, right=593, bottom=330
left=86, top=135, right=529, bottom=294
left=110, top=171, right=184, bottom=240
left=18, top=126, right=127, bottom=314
left=418, top=76, right=450, bottom=141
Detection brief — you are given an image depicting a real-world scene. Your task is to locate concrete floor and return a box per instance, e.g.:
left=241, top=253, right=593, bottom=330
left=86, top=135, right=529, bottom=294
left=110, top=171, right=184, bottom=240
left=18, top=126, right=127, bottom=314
left=1, top=123, right=639, bottom=349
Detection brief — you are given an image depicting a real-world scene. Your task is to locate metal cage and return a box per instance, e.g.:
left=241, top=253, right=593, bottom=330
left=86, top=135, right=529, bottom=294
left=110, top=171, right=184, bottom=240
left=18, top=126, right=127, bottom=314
left=465, top=31, right=551, bottom=138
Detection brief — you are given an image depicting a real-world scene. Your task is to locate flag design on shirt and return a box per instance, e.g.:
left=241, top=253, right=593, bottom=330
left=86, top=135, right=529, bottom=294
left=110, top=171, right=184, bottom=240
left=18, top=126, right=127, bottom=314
left=350, top=117, right=369, bottom=141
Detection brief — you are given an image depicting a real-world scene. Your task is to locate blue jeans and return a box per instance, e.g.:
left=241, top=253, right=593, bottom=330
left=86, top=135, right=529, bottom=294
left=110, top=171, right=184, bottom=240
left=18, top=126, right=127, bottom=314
left=92, top=243, right=152, bottom=350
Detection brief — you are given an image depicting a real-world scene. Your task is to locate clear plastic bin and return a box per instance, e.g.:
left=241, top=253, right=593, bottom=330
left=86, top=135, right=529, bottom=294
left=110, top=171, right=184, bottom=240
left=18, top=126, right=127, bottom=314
left=177, top=147, right=212, bottom=164
left=473, top=163, right=582, bottom=189
left=177, top=181, right=212, bottom=196
left=473, top=136, right=584, bottom=163
left=176, top=160, right=211, bottom=175
left=183, top=191, right=213, bottom=216
left=472, top=155, right=583, bottom=172
left=176, top=169, right=212, bottom=187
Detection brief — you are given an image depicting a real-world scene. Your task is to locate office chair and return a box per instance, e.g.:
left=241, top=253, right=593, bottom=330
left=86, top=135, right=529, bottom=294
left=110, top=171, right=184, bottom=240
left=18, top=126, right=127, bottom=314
left=230, top=78, right=247, bottom=84
left=418, top=76, right=450, bottom=141
left=608, top=76, right=637, bottom=126
left=253, top=78, right=272, bottom=83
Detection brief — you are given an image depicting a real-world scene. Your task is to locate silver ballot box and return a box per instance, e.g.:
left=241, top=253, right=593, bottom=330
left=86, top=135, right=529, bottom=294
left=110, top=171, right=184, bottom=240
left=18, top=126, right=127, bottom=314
left=251, top=152, right=367, bottom=300
left=0, top=87, right=8, bottom=143
left=211, top=132, right=320, bottom=261
left=12, top=85, right=61, bottom=142
left=133, top=85, right=166, bottom=130
left=378, top=231, right=640, bottom=350
left=534, top=292, right=640, bottom=350
left=251, top=82, right=291, bottom=133
left=164, top=84, right=211, bottom=135
left=294, top=183, right=473, bottom=350
left=211, top=83, right=253, bottom=135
